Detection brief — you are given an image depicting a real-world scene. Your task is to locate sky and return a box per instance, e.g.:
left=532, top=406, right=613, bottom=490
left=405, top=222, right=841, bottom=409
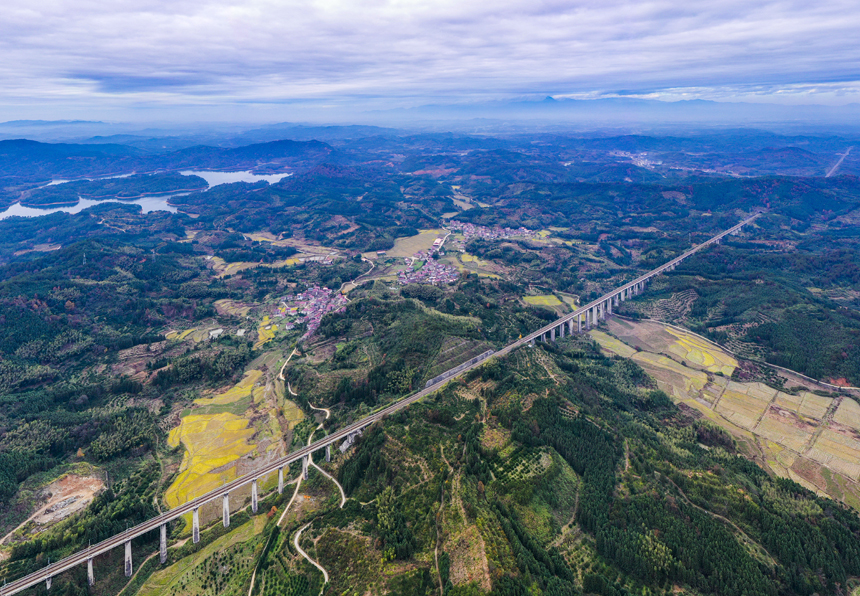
left=2, top=0, right=860, bottom=123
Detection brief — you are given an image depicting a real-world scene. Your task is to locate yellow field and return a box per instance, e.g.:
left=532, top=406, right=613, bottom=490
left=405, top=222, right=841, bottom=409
left=807, top=430, right=860, bottom=480
left=715, top=382, right=774, bottom=429
left=664, top=328, right=737, bottom=375
left=631, top=352, right=708, bottom=399
left=379, top=229, right=444, bottom=258
left=164, top=412, right=256, bottom=511
left=165, top=328, right=196, bottom=341
left=456, top=253, right=499, bottom=277
left=210, top=256, right=303, bottom=278
left=281, top=400, right=305, bottom=430
left=165, top=325, right=226, bottom=343
left=605, top=319, right=736, bottom=375
left=799, top=392, right=833, bottom=419
left=523, top=295, right=563, bottom=307
left=589, top=330, right=637, bottom=358
left=214, top=298, right=251, bottom=317
left=195, top=370, right=262, bottom=406
left=255, top=316, right=277, bottom=349
left=595, top=317, right=860, bottom=510
left=834, top=397, right=860, bottom=428
left=773, top=390, right=832, bottom=422
left=754, top=414, right=814, bottom=453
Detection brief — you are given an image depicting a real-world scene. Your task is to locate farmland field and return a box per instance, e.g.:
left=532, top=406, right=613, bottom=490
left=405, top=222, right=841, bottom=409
left=377, top=229, right=443, bottom=258
left=589, top=330, right=637, bottom=358
left=593, top=318, right=860, bottom=510
left=164, top=411, right=257, bottom=510
left=606, top=318, right=736, bottom=375
left=523, top=295, right=563, bottom=308
left=630, top=351, right=708, bottom=399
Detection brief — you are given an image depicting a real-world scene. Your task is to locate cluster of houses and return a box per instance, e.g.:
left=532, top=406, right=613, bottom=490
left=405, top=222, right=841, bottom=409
left=277, top=285, right=348, bottom=337
left=445, top=221, right=535, bottom=247
left=398, top=252, right=460, bottom=285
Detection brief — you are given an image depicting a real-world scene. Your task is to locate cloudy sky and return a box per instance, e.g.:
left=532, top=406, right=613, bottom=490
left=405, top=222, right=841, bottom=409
left=2, top=0, right=859, bottom=121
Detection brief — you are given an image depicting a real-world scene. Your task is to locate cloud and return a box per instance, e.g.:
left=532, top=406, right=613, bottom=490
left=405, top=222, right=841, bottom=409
left=1, top=0, right=859, bottom=119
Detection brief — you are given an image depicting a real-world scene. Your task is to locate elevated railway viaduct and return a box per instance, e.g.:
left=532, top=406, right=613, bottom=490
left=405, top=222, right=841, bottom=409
left=0, top=213, right=760, bottom=595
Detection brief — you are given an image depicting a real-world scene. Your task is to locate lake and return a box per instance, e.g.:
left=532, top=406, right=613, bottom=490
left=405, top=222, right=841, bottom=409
left=0, top=195, right=180, bottom=220
left=180, top=170, right=292, bottom=186
left=0, top=170, right=292, bottom=220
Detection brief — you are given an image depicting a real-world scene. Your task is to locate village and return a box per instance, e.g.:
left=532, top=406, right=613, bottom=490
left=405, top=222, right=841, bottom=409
left=445, top=220, right=535, bottom=243
left=276, top=284, right=349, bottom=337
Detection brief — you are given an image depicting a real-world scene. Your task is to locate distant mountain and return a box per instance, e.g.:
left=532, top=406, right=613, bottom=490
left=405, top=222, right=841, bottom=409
left=0, top=138, right=335, bottom=182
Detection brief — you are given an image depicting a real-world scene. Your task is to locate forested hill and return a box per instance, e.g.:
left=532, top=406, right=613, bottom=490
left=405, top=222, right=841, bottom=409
left=0, top=128, right=860, bottom=596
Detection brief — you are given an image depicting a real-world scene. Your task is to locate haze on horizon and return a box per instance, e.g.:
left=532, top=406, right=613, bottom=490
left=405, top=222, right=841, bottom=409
left=2, top=0, right=860, bottom=124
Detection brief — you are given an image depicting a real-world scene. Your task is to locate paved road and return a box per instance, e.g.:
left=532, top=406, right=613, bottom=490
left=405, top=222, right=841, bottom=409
left=0, top=212, right=760, bottom=596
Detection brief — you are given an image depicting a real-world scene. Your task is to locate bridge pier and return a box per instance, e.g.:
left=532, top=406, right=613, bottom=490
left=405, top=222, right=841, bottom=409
left=559, top=321, right=565, bottom=339
left=550, top=327, right=555, bottom=341
left=302, top=455, right=309, bottom=480
left=251, top=479, right=258, bottom=514
left=192, top=507, right=200, bottom=543
left=278, top=467, right=284, bottom=494
left=222, top=494, right=230, bottom=528
left=326, top=444, right=331, bottom=462
left=578, top=313, right=582, bottom=333
left=124, top=540, right=133, bottom=578
left=607, top=297, right=612, bottom=315
left=160, top=523, right=167, bottom=564
left=46, top=576, right=51, bottom=590
left=87, top=558, right=94, bottom=586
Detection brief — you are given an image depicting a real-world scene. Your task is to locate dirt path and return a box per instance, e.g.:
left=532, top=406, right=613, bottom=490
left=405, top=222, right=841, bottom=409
left=278, top=347, right=298, bottom=381
left=338, top=259, right=375, bottom=294
left=307, top=402, right=346, bottom=508
left=294, top=523, right=329, bottom=594
left=276, top=477, right=303, bottom=527
left=826, top=147, right=853, bottom=177
left=661, top=474, right=774, bottom=565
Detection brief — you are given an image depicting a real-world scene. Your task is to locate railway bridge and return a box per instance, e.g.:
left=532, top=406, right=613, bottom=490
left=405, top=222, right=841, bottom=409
left=0, top=213, right=760, bottom=595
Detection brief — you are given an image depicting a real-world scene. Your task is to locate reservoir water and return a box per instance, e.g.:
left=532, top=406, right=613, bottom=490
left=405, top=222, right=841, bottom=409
left=0, top=195, right=180, bottom=220
left=180, top=170, right=292, bottom=186
left=0, top=170, right=291, bottom=220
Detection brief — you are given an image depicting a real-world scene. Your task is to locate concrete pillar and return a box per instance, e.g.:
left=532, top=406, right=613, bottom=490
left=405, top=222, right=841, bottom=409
left=46, top=576, right=52, bottom=590
left=577, top=313, right=582, bottom=333
left=160, top=524, right=167, bottom=564
left=222, top=494, right=230, bottom=528
left=278, top=467, right=284, bottom=495
left=302, top=455, right=309, bottom=480
left=550, top=327, right=555, bottom=341
left=592, top=306, right=598, bottom=327
left=326, top=444, right=331, bottom=463
left=529, top=338, right=535, bottom=347
left=559, top=322, right=565, bottom=338
left=192, top=507, right=200, bottom=544
left=124, top=540, right=133, bottom=577
left=251, top=479, right=258, bottom=514
left=607, top=298, right=612, bottom=315
left=87, top=558, right=94, bottom=586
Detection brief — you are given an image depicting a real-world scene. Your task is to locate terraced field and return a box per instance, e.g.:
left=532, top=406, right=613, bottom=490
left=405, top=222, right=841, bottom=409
left=591, top=318, right=860, bottom=511
left=164, top=369, right=302, bottom=527
left=164, top=412, right=257, bottom=510
left=255, top=316, right=278, bottom=349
